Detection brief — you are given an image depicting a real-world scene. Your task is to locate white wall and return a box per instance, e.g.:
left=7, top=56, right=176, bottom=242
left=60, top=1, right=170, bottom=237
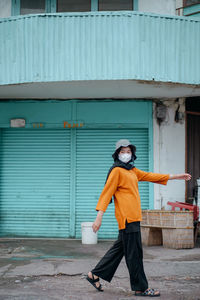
left=0, top=0, right=11, bottom=18
left=139, top=0, right=176, bottom=15
left=153, top=100, right=186, bottom=209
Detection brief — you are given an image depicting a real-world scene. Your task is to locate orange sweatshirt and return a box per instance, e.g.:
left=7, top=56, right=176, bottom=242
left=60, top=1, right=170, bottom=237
left=96, top=167, right=169, bottom=230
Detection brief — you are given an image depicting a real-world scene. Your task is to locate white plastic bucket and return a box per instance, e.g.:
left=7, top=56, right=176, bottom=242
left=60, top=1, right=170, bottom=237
left=81, top=222, right=97, bottom=244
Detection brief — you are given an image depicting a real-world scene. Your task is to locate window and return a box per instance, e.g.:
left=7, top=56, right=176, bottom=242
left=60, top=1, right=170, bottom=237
left=20, top=0, right=45, bottom=15
left=57, top=0, right=91, bottom=12
left=15, top=0, right=136, bottom=16
left=99, top=0, right=133, bottom=11
left=183, top=0, right=200, bottom=6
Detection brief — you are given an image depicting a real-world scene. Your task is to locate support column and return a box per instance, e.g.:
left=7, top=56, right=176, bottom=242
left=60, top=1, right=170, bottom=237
left=69, top=101, right=77, bottom=237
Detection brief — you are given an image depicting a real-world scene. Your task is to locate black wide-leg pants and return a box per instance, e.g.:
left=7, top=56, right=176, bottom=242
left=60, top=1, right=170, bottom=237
left=91, top=230, right=148, bottom=292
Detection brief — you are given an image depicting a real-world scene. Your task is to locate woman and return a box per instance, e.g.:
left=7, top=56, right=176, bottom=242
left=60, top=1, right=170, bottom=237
left=86, top=139, right=191, bottom=297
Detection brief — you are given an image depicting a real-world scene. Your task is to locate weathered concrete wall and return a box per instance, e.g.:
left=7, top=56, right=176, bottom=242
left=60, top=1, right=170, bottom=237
left=153, top=100, right=186, bottom=209
left=0, top=0, right=11, bottom=18
left=139, top=0, right=176, bottom=15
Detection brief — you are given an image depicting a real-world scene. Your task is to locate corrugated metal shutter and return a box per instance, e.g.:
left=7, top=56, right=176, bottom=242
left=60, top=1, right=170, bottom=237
left=75, top=128, right=149, bottom=239
left=0, top=129, right=71, bottom=238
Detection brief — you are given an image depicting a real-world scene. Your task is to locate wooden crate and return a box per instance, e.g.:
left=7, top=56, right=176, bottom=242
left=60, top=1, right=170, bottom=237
left=141, top=210, right=194, bottom=249
left=141, top=210, right=193, bottom=228
left=141, top=227, right=162, bottom=246
left=162, top=228, right=194, bottom=249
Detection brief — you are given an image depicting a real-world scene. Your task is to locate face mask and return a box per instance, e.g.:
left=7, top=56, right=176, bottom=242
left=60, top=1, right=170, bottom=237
left=118, top=153, right=132, bottom=163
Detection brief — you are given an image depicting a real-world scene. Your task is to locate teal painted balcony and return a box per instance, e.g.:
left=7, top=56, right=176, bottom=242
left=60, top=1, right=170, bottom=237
left=0, top=11, right=200, bottom=98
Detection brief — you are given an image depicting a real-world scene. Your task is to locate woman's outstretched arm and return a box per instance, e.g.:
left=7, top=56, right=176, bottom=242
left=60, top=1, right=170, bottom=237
left=169, top=173, right=191, bottom=181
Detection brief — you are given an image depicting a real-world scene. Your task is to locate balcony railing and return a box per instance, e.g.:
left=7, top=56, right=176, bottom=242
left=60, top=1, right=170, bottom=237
left=0, top=11, right=200, bottom=86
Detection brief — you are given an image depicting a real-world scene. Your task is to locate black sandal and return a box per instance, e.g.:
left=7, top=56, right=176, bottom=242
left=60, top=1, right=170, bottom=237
left=135, top=288, right=160, bottom=297
left=86, top=273, right=104, bottom=292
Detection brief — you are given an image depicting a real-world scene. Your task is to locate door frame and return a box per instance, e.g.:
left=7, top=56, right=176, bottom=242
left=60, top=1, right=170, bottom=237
left=185, top=110, right=200, bottom=200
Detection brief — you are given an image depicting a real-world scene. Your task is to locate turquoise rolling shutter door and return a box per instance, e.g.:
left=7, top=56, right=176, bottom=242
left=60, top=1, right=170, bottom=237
left=75, top=128, right=149, bottom=239
left=0, top=129, right=71, bottom=238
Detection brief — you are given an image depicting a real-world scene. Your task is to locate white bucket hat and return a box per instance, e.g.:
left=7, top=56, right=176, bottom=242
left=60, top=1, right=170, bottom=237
left=115, top=139, right=132, bottom=150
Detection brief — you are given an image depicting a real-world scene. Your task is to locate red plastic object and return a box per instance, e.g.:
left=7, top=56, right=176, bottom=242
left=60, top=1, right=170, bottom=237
left=167, top=201, right=199, bottom=221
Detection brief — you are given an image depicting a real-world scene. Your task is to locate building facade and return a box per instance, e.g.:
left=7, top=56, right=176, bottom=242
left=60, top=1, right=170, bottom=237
left=0, top=0, right=200, bottom=239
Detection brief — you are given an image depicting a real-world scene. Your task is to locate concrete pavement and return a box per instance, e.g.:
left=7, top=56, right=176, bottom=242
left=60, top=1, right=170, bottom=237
left=0, top=238, right=200, bottom=300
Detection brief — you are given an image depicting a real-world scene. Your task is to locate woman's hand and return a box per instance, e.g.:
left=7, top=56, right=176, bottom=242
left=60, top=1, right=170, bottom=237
left=92, top=211, right=104, bottom=233
left=92, top=217, right=102, bottom=233
left=169, top=173, right=192, bottom=181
